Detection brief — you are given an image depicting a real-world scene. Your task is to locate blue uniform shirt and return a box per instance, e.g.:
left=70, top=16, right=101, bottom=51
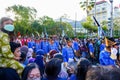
left=73, top=41, right=79, bottom=51
left=62, top=46, right=74, bottom=62
left=89, top=43, right=94, bottom=53
left=100, top=43, right=105, bottom=52
left=35, top=42, right=41, bottom=53
left=99, top=50, right=115, bottom=66
left=49, top=43, right=59, bottom=52
left=41, top=41, right=49, bottom=54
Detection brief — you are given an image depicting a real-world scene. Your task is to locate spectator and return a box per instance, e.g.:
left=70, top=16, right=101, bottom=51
left=99, top=37, right=117, bottom=66
left=0, top=67, right=20, bottom=80
left=70, top=58, right=92, bottom=80
left=34, top=49, right=45, bottom=76
left=0, top=17, right=23, bottom=74
left=10, top=42, right=21, bottom=61
left=62, top=37, right=75, bottom=67
left=86, top=66, right=104, bottom=80
left=54, top=53, right=68, bottom=79
left=20, top=45, right=29, bottom=66
left=44, top=58, right=65, bottom=80
left=22, top=63, right=41, bottom=80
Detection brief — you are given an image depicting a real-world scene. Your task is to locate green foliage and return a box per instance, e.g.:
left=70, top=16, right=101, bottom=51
left=6, top=5, right=37, bottom=20
left=80, top=0, right=95, bottom=15
left=81, top=16, right=97, bottom=33
left=6, top=5, right=74, bottom=37
left=101, top=20, right=108, bottom=31
left=6, top=5, right=37, bottom=36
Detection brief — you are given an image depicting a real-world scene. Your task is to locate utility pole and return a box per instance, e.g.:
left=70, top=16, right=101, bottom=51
left=94, top=0, right=96, bottom=18
left=109, top=0, right=113, bottom=37
left=75, top=12, right=77, bottom=37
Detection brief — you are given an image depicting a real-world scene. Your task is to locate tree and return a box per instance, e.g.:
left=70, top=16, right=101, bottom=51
left=113, top=17, right=120, bottom=36
left=6, top=5, right=37, bottom=36
left=39, top=16, right=57, bottom=35
left=31, top=20, right=42, bottom=35
left=81, top=16, right=97, bottom=37
left=82, top=16, right=97, bottom=32
left=6, top=5, right=37, bottom=21
left=80, top=0, right=95, bottom=16
left=39, top=16, right=74, bottom=37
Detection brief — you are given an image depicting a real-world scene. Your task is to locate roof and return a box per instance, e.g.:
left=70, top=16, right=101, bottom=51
left=114, top=4, right=120, bottom=9
left=96, top=0, right=107, bottom=5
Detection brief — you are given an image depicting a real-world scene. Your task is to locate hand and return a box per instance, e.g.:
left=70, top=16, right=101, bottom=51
left=64, top=62, right=68, bottom=67
left=66, top=66, right=75, bottom=74
left=90, top=52, right=95, bottom=59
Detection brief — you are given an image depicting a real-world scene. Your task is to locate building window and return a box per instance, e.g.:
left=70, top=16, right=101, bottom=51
left=103, top=16, right=106, bottom=20
left=97, top=8, right=100, bottom=12
left=102, top=7, right=105, bottom=11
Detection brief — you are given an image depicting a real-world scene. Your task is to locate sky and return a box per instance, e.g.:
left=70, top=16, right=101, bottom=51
left=0, top=0, right=120, bottom=21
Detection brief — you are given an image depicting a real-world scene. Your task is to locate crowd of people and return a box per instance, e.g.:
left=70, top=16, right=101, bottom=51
left=0, top=17, right=120, bottom=80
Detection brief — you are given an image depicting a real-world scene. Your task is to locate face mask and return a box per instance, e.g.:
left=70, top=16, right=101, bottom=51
left=3, top=24, right=15, bottom=32
left=27, top=77, right=41, bottom=80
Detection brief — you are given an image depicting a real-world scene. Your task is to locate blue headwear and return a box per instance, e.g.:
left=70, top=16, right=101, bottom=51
left=36, top=49, right=45, bottom=56
left=35, top=49, right=45, bottom=75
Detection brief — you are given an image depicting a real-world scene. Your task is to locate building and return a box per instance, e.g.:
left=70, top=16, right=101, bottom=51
left=114, top=6, right=120, bottom=18
left=88, top=0, right=111, bottom=24
left=89, top=0, right=120, bottom=29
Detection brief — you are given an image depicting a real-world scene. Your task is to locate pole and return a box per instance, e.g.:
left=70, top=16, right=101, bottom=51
left=94, top=0, right=96, bottom=18
left=110, top=0, right=113, bottom=37
left=75, top=12, right=77, bottom=36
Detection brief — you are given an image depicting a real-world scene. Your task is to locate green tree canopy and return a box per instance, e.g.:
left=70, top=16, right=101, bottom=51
left=82, top=16, right=97, bottom=33
left=80, top=0, right=95, bottom=16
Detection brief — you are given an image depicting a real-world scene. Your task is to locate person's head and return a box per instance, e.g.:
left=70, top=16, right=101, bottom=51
left=49, top=38, right=54, bottom=44
left=86, top=66, right=104, bottom=80
left=27, top=48, right=33, bottom=59
left=86, top=65, right=120, bottom=80
left=36, top=49, right=45, bottom=56
left=0, top=67, right=20, bottom=80
left=45, top=58, right=62, bottom=79
left=0, top=17, right=13, bottom=28
left=101, top=39, right=105, bottom=44
left=53, top=53, right=64, bottom=62
left=77, top=58, right=92, bottom=80
left=102, top=67, right=120, bottom=80
left=113, top=44, right=119, bottom=49
left=49, top=50, right=57, bottom=59
left=20, top=51, right=27, bottom=62
left=20, top=46, right=29, bottom=55
left=0, top=17, right=14, bottom=33
left=104, top=37, right=116, bottom=52
left=90, top=39, right=94, bottom=43
left=66, top=37, right=72, bottom=47
left=22, top=63, right=41, bottom=80
left=10, top=42, right=21, bottom=60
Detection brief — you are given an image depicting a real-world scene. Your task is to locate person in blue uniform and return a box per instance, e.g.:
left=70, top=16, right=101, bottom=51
left=72, top=37, right=80, bottom=57
left=48, top=38, right=59, bottom=53
left=27, top=38, right=35, bottom=52
left=34, top=38, right=41, bottom=53
left=40, top=38, right=49, bottom=54
left=88, top=39, right=95, bottom=58
left=100, top=40, right=106, bottom=52
left=99, top=37, right=116, bottom=66
left=62, top=38, right=75, bottom=67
